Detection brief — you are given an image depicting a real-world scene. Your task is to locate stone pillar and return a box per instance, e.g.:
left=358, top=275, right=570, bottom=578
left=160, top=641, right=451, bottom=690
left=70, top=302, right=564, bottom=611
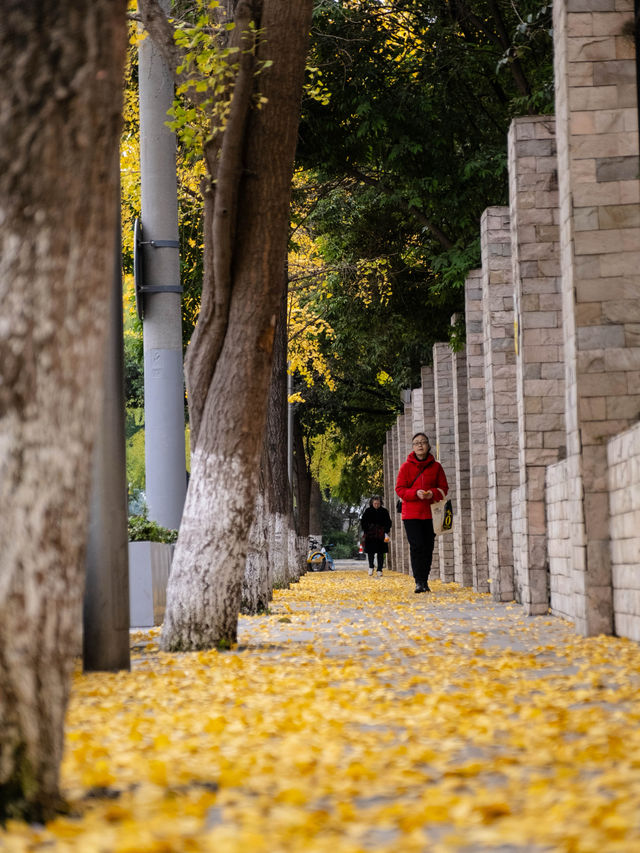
left=608, top=423, right=640, bottom=641
left=482, top=207, right=518, bottom=602
left=383, top=437, right=394, bottom=570
left=452, top=337, right=473, bottom=586
left=399, top=403, right=413, bottom=574
left=433, top=342, right=455, bottom=582
left=411, top=388, right=423, bottom=436
left=509, top=115, right=565, bottom=615
left=546, top=458, right=573, bottom=620
left=465, top=271, right=489, bottom=592
left=420, top=365, right=440, bottom=578
left=553, top=0, right=639, bottom=634
left=390, top=421, right=403, bottom=574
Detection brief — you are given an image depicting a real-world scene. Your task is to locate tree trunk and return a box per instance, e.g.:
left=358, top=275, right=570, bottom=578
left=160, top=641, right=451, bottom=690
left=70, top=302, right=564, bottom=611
left=0, top=1, right=127, bottom=821
left=309, top=479, right=323, bottom=539
left=267, top=280, right=292, bottom=519
left=266, top=279, right=297, bottom=588
left=293, top=412, right=312, bottom=539
left=160, top=0, right=313, bottom=650
left=243, top=279, right=297, bottom=604
left=242, top=488, right=271, bottom=614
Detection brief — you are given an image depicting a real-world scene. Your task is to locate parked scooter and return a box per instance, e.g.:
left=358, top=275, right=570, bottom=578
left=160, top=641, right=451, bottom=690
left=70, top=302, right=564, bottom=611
left=306, top=537, right=335, bottom=571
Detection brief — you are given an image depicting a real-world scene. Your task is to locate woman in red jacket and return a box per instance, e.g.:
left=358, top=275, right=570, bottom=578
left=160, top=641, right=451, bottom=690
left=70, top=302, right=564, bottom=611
left=395, top=432, right=448, bottom=593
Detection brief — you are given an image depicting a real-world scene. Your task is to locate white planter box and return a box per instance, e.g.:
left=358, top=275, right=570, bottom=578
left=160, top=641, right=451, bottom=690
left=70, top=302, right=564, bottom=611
left=128, top=541, right=174, bottom=628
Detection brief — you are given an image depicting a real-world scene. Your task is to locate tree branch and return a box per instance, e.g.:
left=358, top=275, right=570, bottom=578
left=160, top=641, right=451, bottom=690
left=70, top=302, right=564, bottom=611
left=184, top=1, right=258, bottom=444
left=136, top=0, right=212, bottom=106
left=450, top=0, right=531, bottom=98
left=137, top=0, right=184, bottom=80
left=347, top=168, right=455, bottom=250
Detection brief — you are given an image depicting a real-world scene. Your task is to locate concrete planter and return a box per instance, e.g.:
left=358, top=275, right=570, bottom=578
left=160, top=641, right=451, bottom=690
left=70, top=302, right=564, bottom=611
left=128, top=541, right=174, bottom=628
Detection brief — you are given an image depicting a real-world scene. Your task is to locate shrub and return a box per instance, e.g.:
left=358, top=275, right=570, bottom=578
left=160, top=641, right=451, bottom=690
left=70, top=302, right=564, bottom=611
left=324, top=529, right=358, bottom=559
left=128, top=515, right=178, bottom=544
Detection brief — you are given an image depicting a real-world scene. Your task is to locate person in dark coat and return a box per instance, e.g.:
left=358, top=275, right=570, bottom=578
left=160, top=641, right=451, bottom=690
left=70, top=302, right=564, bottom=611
left=360, top=495, right=392, bottom=577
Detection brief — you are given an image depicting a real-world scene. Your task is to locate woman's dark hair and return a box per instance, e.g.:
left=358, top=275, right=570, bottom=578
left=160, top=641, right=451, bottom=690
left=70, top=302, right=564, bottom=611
left=370, top=494, right=383, bottom=506
left=412, top=432, right=430, bottom=443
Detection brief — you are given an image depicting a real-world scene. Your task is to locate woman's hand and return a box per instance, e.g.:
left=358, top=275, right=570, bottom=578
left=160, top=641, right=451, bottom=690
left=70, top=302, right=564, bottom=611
left=417, top=489, right=433, bottom=501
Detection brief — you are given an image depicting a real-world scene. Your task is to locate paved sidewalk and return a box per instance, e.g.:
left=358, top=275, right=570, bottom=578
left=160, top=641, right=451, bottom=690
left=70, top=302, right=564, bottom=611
left=251, top=560, right=576, bottom=657
left=232, top=567, right=640, bottom=852
left=4, top=567, right=640, bottom=853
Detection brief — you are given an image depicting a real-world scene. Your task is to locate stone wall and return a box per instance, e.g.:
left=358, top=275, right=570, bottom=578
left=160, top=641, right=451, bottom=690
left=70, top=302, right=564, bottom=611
left=420, top=366, right=440, bottom=578
left=465, top=270, right=490, bottom=593
left=398, top=407, right=413, bottom=574
left=545, top=459, right=573, bottom=621
left=608, top=422, right=640, bottom=642
left=382, top=0, right=639, bottom=642
left=434, top=342, right=455, bottom=581
left=452, top=341, right=473, bottom=586
left=553, top=0, right=639, bottom=635
left=383, top=436, right=396, bottom=571
left=509, top=115, right=565, bottom=615
left=390, top=423, right=403, bottom=574
left=481, top=207, right=518, bottom=602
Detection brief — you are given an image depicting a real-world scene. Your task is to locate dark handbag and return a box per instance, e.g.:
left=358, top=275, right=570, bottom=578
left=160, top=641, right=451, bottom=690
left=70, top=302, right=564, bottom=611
left=396, top=469, right=424, bottom=514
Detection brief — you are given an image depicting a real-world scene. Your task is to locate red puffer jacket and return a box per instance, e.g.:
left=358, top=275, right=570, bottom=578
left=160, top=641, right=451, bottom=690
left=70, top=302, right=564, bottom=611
left=395, top=452, right=448, bottom=520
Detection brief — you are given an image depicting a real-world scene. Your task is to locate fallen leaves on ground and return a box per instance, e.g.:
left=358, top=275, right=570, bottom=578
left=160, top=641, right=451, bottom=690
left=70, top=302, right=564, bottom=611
left=3, top=570, right=640, bottom=852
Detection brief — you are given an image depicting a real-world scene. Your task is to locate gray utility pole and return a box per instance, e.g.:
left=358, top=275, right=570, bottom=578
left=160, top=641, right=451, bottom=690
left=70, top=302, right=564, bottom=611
left=84, top=160, right=131, bottom=673
left=138, top=0, right=187, bottom=531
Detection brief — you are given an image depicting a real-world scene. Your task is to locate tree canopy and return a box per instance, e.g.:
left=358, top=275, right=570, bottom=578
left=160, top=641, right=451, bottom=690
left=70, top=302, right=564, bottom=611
left=288, top=0, right=553, bottom=499
left=120, top=0, right=554, bottom=505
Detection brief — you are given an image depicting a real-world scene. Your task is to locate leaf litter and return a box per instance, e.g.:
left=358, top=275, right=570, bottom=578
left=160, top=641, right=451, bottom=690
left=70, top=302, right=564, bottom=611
left=2, top=570, right=640, bottom=852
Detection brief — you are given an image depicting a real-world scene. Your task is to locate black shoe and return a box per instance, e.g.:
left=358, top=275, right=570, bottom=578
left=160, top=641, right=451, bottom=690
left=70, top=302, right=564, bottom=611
left=424, top=582, right=431, bottom=592
left=414, top=584, right=425, bottom=594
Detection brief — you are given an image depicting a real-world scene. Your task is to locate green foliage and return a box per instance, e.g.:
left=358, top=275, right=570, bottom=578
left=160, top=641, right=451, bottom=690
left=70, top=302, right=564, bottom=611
left=167, top=5, right=271, bottom=165
left=288, top=0, right=554, bottom=503
left=123, top=311, right=144, bottom=409
left=319, top=495, right=361, bottom=557
left=126, top=418, right=146, bottom=494
left=323, top=529, right=358, bottom=559
left=128, top=514, right=178, bottom=544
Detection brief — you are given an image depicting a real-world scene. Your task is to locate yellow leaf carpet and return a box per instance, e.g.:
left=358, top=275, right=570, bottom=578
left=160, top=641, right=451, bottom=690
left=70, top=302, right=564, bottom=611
left=3, top=568, right=640, bottom=852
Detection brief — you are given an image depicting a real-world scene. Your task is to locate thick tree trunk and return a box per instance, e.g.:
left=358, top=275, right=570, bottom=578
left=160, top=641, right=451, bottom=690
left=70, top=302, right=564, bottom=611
left=243, top=283, right=293, bottom=606
left=0, top=1, right=127, bottom=820
left=242, top=489, right=271, bottom=614
left=265, top=280, right=297, bottom=588
left=293, top=413, right=312, bottom=539
left=309, top=479, right=323, bottom=539
left=267, top=281, right=292, bottom=519
left=160, top=0, right=313, bottom=649
left=244, top=280, right=299, bottom=604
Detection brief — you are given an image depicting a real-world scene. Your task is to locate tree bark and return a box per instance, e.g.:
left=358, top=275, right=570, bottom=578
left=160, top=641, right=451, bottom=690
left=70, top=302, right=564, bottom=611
left=0, top=0, right=127, bottom=820
left=309, top=479, right=323, bottom=538
left=244, top=278, right=297, bottom=605
left=265, top=276, right=297, bottom=587
left=159, top=0, right=313, bottom=649
left=267, top=279, right=292, bottom=519
left=293, top=413, right=312, bottom=539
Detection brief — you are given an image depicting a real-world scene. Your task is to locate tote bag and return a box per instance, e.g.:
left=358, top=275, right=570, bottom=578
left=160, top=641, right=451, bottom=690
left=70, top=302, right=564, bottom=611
left=432, top=497, right=453, bottom=535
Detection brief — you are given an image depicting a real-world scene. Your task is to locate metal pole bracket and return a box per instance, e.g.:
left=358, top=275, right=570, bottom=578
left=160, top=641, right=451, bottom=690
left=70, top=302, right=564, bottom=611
left=133, top=218, right=182, bottom=320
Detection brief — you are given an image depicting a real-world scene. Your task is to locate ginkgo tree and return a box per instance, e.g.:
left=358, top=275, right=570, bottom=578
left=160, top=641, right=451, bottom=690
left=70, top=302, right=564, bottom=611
left=0, top=0, right=128, bottom=821
left=137, top=0, right=314, bottom=650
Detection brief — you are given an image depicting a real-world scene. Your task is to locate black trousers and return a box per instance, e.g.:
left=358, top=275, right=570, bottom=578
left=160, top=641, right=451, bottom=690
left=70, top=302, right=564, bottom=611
left=402, top=518, right=435, bottom=585
left=367, top=550, right=385, bottom=571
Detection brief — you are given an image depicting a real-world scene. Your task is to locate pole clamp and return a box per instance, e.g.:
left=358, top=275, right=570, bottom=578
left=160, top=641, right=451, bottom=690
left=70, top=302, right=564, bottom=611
left=133, top=218, right=182, bottom=320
